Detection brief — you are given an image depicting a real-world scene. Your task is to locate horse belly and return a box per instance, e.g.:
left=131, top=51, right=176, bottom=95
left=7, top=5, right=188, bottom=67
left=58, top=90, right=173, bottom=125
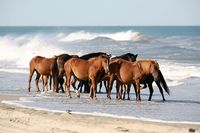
left=119, top=69, right=133, bottom=84
left=73, top=68, right=88, bottom=80
left=36, top=64, right=51, bottom=75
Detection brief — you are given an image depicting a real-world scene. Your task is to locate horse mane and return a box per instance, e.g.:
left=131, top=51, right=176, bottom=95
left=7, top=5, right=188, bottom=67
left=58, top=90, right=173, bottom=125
left=80, top=52, right=107, bottom=60
left=112, top=53, right=138, bottom=61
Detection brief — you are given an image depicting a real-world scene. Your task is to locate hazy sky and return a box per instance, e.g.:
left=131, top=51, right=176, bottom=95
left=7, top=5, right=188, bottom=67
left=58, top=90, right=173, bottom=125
left=0, top=0, right=200, bottom=26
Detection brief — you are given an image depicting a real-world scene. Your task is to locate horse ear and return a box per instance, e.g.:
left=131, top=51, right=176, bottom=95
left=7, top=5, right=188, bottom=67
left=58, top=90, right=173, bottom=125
left=108, top=54, right=111, bottom=58
left=135, top=54, right=138, bottom=58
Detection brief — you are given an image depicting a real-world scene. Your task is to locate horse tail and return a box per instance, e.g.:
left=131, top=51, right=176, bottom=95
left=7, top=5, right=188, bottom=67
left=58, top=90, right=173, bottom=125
left=51, top=58, right=59, bottom=92
left=158, top=70, right=170, bottom=95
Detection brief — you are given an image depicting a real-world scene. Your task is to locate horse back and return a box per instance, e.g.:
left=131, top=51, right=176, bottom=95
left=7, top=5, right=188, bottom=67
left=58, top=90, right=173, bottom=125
left=29, top=56, right=56, bottom=75
left=65, top=58, right=90, bottom=80
left=137, top=60, right=159, bottom=73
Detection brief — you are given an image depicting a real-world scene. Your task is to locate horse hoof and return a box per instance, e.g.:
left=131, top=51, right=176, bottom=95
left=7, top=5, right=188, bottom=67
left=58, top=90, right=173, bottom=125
left=77, top=94, right=80, bottom=98
left=93, top=97, right=97, bottom=100
left=69, top=96, right=72, bottom=99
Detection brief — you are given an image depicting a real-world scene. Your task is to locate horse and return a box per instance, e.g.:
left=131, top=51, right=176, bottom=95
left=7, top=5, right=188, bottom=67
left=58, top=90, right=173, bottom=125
left=107, top=59, right=169, bottom=101
left=64, top=54, right=110, bottom=99
left=102, top=53, right=138, bottom=95
left=28, top=56, right=56, bottom=92
left=78, top=52, right=110, bottom=93
left=52, top=54, right=78, bottom=93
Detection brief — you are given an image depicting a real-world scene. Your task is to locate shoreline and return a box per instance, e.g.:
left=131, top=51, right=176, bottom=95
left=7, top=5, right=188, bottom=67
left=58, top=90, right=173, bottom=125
left=0, top=95, right=199, bottom=133
left=3, top=98, right=200, bottom=126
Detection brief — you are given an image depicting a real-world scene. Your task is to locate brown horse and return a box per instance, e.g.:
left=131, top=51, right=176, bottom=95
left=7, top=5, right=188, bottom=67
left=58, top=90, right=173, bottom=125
left=64, top=54, right=110, bottom=99
left=107, top=59, right=169, bottom=101
left=28, top=56, right=56, bottom=92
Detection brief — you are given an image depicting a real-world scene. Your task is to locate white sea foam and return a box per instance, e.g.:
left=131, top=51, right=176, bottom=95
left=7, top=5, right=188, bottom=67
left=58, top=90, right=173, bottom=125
left=159, top=61, right=200, bottom=86
left=58, top=30, right=142, bottom=42
left=0, top=35, right=65, bottom=68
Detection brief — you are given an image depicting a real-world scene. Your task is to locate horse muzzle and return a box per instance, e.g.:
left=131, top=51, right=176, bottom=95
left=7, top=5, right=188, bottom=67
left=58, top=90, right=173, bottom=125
left=105, top=67, right=109, bottom=73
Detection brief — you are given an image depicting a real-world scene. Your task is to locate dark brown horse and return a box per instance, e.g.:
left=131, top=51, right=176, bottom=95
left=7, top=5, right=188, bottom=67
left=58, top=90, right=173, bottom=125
left=28, top=56, right=56, bottom=92
left=64, top=54, right=110, bottom=99
left=52, top=54, right=78, bottom=93
left=107, top=59, right=169, bottom=101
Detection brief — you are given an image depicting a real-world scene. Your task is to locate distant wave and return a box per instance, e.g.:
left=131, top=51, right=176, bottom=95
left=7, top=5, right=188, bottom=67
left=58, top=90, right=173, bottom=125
left=58, top=30, right=142, bottom=42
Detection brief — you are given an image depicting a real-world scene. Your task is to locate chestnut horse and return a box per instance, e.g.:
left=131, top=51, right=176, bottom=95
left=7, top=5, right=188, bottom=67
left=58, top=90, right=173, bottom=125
left=78, top=52, right=110, bottom=93
left=28, top=56, right=56, bottom=92
left=64, top=54, right=110, bottom=99
left=107, top=59, right=169, bottom=101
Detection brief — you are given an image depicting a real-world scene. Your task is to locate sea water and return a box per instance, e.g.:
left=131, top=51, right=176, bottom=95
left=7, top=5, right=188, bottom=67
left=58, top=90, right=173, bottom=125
left=0, top=26, right=200, bottom=124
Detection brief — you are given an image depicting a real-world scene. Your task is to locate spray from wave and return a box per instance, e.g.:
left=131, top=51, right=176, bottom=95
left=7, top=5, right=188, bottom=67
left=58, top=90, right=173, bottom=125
left=58, top=30, right=142, bottom=42
left=0, top=35, right=65, bottom=68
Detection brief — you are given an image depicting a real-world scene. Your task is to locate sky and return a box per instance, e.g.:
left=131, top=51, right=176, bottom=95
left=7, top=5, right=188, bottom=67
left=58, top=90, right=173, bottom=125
left=0, top=0, right=200, bottom=26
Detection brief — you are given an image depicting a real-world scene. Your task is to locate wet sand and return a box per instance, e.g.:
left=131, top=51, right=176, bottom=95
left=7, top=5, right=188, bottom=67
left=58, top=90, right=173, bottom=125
left=0, top=95, right=199, bottom=133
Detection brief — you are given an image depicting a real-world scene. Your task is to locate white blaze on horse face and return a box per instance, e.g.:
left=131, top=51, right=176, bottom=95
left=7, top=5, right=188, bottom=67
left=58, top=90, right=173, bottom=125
left=104, top=59, right=109, bottom=73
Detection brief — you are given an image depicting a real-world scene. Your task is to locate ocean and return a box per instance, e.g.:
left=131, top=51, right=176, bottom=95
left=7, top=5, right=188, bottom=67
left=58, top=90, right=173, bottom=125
left=0, top=26, right=200, bottom=124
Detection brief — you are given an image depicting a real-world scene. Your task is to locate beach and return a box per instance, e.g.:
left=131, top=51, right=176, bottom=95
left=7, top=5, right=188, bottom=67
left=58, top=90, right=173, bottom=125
left=0, top=26, right=200, bottom=132
left=0, top=95, right=199, bottom=133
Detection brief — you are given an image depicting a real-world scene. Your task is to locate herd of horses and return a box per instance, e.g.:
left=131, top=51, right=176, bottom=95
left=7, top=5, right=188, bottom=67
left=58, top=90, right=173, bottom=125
left=28, top=52, right=170, bottom=101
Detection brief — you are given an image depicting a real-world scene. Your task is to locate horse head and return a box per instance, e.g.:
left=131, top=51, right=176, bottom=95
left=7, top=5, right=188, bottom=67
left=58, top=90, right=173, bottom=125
left=99, top=54, right=110, bottom=73
left=127, top=53, right=138, bottom=62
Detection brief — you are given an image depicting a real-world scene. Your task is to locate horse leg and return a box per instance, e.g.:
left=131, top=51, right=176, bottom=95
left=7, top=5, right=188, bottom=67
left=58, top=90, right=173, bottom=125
left=78, top=81, right=82, bottom=93
left=122, top=84, right=126, bottom=100
left=89, top=83, right=93, bottom=99
left=45, top=76, right=48, bottom=91
left=41, top=76, right=44, bottom=92
left=135, top=80, right=141, bottom=101
left=148, top=82, right=154, bottom=101
left=116, top=81, right=121, bottom=100
left=107, top=76, right=114, bottom=99
left=35, top=72, right=41, bottom=92
left=99, top=81, right=102, bottom=93
left=66, top=75, right=72, bottom=98
left=104, top=80, right=108, bottom=93
left=28, top=68, right=35, bottom=93
left=91, top=79, right=97, bottom=100
left=72, top=78, right=80, bottom=97
left=59, top=77, right=65, bottom=93
left=42, top=75, right=47, bottom=92
left=85, top=80, right=90, bottom=93
left=127, top=84, right=131, bottom=100
left=156, top=81, right=165, bottom=101
left=49, top=76, right=52, bottom=90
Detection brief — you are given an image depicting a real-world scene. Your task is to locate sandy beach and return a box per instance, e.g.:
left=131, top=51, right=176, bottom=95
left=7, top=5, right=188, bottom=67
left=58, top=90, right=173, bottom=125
left=0, top=95, right=199, bottom=133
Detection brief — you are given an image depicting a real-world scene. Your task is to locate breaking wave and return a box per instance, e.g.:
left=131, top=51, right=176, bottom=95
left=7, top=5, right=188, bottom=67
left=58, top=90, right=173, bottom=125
left=0, top=35, right=65, bottom=68
left=58, top=30, right=142, bottom=42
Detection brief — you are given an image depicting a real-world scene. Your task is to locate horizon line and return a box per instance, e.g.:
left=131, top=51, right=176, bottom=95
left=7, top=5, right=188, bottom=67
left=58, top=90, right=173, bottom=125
left=0, top=25, right=200, bottom=27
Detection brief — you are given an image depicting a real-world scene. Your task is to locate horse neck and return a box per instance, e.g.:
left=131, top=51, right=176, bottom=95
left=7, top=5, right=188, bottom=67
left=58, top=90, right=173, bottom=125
left=90, top=57, right=104, bottom=70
